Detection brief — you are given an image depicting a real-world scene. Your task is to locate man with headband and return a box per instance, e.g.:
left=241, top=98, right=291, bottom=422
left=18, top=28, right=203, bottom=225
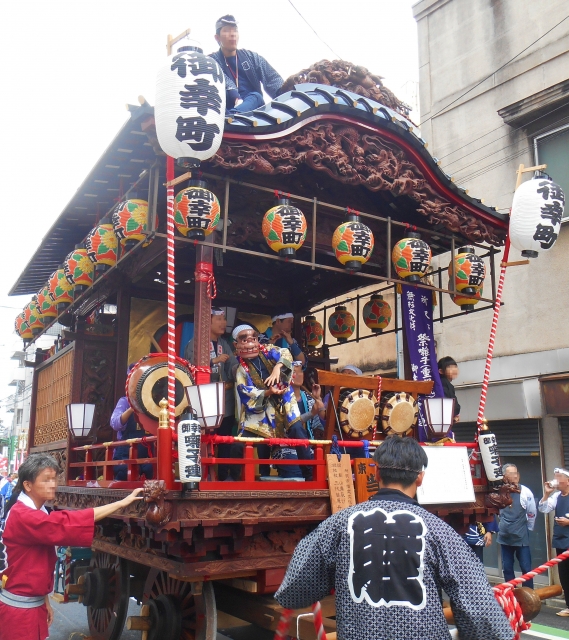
left=276, top=436, right=513, bottom=640
left=232, top=324, right=302, bottom=478
left=260, top=312, right=306, bottom=365
left=185, top=307, right=239, bottom=481
left=210, top=15, right=283, bottom=113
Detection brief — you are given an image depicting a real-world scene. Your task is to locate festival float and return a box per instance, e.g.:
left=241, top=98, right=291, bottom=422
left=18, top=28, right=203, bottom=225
left=8, top=30, right=566, bottom=640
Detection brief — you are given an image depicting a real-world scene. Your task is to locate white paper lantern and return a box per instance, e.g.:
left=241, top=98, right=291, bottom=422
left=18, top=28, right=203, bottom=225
left=155, top=39, right=226, bottom=168
left=510, top=177, right=564, bottom=257
left=478, top=431, right=503, bottom=482
left=177, top=418, right=202, bottom=483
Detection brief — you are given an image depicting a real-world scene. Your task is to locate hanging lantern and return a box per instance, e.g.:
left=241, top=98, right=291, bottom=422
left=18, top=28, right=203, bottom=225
left=155, top=39, right=226, bottom=168
left=332, top=212, right=374, bottom=272
left=25, top=299, right=44, bottom=336
left=15, top=312, right=33, bottom=343
left=328, top=305, right=355, bottom=343
left=37, top=284, right=57, bottom=320
left=448, top=245, right=485, bottom=306
left=86, top=223, right=118, bottom=279
left=48, top=268, right=73, bottom=313
left=362, top=294, right=392, bottom=334
left=302, top=315, right=323, bottom=347
left=111, top=198, right=149, bottom=251
left=510, top=176, right=564, bottom=258
left=451, top=284, right=483, bottom=311
left=392, top=232, right=432, bottom=282
left=262, top=197, right=307, bottom=258
left=174, top=180, right=221, bottom=241
left=64, top=246, right=94, bottom=298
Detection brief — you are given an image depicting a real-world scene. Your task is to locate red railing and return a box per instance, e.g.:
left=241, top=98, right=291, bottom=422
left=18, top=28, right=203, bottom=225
left=69, top=434, right=479, bottom=490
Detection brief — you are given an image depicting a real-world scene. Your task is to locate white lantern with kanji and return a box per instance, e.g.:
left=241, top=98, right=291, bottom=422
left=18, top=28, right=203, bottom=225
left=155, top=39, right=226, bottom=167
left=510, top=176, right=564, bottom=258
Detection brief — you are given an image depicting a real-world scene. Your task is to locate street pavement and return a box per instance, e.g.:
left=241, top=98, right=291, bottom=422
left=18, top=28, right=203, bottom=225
left=48, top=595, right=569, bottom=639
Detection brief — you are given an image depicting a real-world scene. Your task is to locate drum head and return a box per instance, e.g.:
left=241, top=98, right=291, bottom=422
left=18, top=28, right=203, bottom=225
left=339, top=389, right=379, bottom=438
left=126, top=354, right=194, bottom=435
left=381, top=393, right=418, bottom=435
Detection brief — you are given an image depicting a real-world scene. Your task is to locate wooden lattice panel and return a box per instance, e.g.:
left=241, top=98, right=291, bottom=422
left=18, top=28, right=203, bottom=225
left=34, top=349, right=73, bottom=445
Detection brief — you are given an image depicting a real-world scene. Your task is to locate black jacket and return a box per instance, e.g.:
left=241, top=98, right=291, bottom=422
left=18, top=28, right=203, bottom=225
left=441, top=376, right=461, bottom=415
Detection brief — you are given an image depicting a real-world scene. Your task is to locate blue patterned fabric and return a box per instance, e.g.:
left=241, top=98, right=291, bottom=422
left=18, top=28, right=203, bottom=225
left=276, top=489, right=513, bottom=640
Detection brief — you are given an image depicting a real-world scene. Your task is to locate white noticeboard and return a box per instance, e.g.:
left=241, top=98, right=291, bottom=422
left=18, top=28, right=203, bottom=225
left=417, top=446, right=475, bottom=505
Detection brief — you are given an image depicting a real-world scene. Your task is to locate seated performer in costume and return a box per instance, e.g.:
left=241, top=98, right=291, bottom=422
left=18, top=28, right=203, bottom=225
left=275, top=437, right=513, bottom=640
left=0, top=454, right=142, bottom=640
left=210, top=15, right=283, bottom=113
left=233, top=324, right=303, bottom=479
left=185, top=307, right=239, bottom=481
left=111, top=365, right=154, bottom=481
left=259, top=311, right=306, bottom=365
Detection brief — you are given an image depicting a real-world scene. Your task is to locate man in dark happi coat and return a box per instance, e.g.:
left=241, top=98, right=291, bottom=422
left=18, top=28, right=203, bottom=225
left=276, top=437, right=513, bottom=640
left=209, top=15, right=283, bottom=113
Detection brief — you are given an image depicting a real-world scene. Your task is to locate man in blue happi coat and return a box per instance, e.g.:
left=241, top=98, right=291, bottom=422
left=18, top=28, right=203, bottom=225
left=209, top=15, right=283, bottom=113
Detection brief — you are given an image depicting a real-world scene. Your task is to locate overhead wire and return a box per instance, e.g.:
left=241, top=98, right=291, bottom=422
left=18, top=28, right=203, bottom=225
left=450, top=113, right=569, bottom=180
left=441, top=101, right=569, bottom=169
left=286, top=0, right=343, bottom=60
left=419, top=14, right=569, bottom=127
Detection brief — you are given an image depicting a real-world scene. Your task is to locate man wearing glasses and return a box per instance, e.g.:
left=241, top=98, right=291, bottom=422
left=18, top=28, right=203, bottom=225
left=209, top=15, right=283, bottom=113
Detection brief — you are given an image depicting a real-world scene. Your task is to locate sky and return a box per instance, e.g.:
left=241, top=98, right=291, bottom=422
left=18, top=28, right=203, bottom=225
left=0, top=0, right=419, bottom=427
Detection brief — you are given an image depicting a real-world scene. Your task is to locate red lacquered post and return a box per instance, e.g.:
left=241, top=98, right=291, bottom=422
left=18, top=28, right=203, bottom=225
left=158, top=398, right=174, bottom=489
left=244, top=443, right=255, bottom=482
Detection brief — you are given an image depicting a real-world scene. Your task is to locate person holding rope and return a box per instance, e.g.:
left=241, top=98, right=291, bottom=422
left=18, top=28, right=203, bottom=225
left=0, top=453, right=143, bottom=640
left=538, top=467, right=569, bottom=617
left=275, top=436, right=513, bottom=639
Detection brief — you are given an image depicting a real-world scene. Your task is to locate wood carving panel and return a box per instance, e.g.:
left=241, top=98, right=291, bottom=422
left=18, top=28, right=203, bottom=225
left=81, top=343, right=116, bottom=440
left=180, top=497, right=330, bottom=522
left=211, top=122, right=506, bottom=246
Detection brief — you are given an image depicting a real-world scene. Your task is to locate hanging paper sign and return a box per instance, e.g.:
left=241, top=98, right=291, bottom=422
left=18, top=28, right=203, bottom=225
left=510, top=177, right=564, bottom=257
left=401, top=285, right=445, bottom=441
left=177, top=419, right=202, bottom=483
left=155, top=41, right=226, bottom=166
left=478, top=430, right=503, bottom=482
left=354, top=458, right=379, bottom=503
left=327, top=454, right=356, bottom=513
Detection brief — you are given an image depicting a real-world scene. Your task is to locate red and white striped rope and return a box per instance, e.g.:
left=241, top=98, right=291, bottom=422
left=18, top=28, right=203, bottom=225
left=493, top=548, right=569, bottom=639
left=311, top=601, right=326, bottom=640
left=166, top=156, right=176, bottom=430
left=372, top=375, right=382, bottom=440
left=274, top=608, right=293, bottom=639
left=476, top=236, right=511, bottom=433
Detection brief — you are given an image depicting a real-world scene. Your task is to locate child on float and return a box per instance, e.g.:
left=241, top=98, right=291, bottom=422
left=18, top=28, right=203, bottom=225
left=0, top=453, right=142, bottom=640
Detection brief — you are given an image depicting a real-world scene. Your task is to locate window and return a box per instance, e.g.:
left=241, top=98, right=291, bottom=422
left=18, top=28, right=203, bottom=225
left=534, top=124, right=569, bottom=219
left=16, top=409, right=23, bottom=425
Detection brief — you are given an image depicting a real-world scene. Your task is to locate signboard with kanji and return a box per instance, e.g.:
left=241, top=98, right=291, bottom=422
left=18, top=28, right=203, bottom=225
left=327, top=454, right=356, bottom=513
left=354, top=458, right=379, bottom=503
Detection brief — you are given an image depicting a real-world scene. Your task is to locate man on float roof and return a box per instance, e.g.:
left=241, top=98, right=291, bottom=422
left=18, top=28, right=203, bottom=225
left=259, top=312, right=306, bottom=365
left=210, top=14, right=283, bottom=113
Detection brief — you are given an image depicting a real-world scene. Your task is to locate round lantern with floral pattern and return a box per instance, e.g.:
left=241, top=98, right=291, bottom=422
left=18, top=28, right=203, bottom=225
left=302, top=315, right=323, bottom=348
left=111, top=199, right=149, bottom=250
left=392, top=232, right=432, bottom=282
left=174, top=181, right=221, bottom=241
left=37, top=284, right=57, bottom=320
left=15, top=312, right=33, bottom=343
left=362, top=294, right=392, bottom=333
left=448, top=246, right=485, bottom=297
left=25, top=299, right=44, bottom=336
left=332, top=213, right=374, bottom=272
left=262, top=198, right=307, bottom=258
left=328, top=305, right=355, bottom=343
left=86, top=223, right=119, bottom=278
left=48, top=268, right=74, bottom=313
left=64, top=247, right=94, bottom=297
left=452, top=284, right=483, bottom=311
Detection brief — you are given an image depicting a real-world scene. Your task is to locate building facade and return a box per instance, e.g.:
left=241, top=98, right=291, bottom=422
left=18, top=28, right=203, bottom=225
left=413, top=0, right=569, bottom=582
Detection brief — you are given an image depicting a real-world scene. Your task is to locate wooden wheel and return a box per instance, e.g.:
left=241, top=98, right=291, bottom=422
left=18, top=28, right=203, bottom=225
left=142, top=569, right=217, bottom=640
left=84, top=552, right=130, bottom=640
